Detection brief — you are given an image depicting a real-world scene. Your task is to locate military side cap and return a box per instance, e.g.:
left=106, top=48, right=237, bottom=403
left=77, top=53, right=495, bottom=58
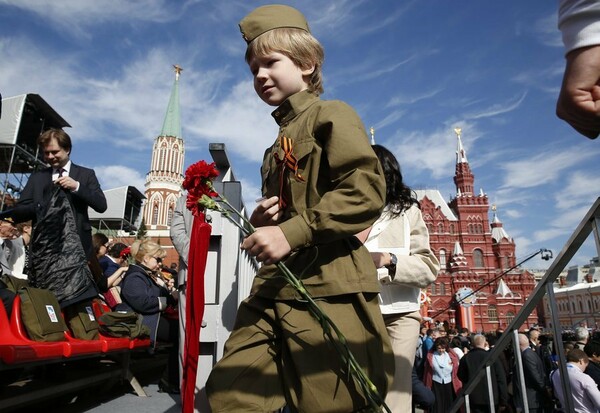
left=239, top=4, right=310, bottom=44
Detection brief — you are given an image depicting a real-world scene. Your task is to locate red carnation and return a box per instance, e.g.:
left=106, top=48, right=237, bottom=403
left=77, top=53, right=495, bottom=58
left=119, top=246, right=131, bottom=259
left=183, top=161, right=219, bottom=217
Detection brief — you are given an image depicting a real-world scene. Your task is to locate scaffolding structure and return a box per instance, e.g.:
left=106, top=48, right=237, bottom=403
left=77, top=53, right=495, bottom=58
left=0, top=94, right=70, bottom=209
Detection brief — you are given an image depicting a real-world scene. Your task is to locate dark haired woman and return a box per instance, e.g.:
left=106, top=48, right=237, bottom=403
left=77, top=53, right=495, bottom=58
left=361, top=144, right=439, bottom=412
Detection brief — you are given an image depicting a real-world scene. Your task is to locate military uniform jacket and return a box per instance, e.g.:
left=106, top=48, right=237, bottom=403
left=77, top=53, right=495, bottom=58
left=251, top=90, right=386, bottom=300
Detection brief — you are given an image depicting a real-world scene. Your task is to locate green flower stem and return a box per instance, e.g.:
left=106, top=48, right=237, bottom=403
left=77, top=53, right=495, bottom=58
left=200, top=191, right=389, bottom=412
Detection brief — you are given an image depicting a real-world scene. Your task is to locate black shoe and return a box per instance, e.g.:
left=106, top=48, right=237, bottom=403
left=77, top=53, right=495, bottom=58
left=158, top=379, right=180, bottom=395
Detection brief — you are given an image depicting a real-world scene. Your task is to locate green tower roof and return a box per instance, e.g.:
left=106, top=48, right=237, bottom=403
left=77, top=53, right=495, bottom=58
left=160, top=65, right=182, bottom=138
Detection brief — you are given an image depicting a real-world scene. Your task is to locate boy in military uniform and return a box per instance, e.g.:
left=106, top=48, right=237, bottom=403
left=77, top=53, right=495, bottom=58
left=206, top=5, right=394, bottom=412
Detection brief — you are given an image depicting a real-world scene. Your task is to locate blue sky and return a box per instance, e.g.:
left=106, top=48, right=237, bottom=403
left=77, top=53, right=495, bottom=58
left=1, top=0, right=599, bottom=269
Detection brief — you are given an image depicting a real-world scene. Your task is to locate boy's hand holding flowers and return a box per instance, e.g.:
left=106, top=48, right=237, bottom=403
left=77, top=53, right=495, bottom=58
left=250, top=195, right=281, bottom=227
left=241, top=225, right=291, bottom=265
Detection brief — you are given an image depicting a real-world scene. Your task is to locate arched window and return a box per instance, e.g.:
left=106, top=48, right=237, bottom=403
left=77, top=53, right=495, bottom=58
left=171, top=151, right=177, bottom=172
left=152, top=204, right=159, bottom=225
left=431, top=283, right=436, bottom=295
left=488, top=305, right=498, bottom=322
left=160, top=143, right=167, bottom=170
left=439, top=283, right=446, bottom=295
left=167, top=206, right=174, bottom=226
left=438, top=223, right=444, bottom=234
left=506, top=311, right=515, bottom=324
left=473, top=249, right=484, bottom=267
left=449, top=224, right=455, bottom=234
left=439, top=249, right=446, bottom=266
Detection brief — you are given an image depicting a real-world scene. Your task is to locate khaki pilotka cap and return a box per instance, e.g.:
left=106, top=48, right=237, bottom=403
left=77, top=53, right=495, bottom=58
left=239, top=4, right=310, bottom=44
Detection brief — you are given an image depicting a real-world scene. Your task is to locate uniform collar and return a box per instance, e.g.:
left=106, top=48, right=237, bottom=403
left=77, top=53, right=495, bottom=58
left=271, top=90, right=319, bottom=126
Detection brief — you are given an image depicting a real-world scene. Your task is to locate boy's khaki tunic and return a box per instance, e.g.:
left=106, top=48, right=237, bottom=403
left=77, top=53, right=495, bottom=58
left=207, top=90, right=394, bottom=412
left=254, top=90, right=386, bottom=300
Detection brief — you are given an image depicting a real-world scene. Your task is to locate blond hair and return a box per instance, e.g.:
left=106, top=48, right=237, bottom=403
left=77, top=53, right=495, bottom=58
left=246, top=28, right=324, bottom=95
left=131, top=239, right=166, bottom=263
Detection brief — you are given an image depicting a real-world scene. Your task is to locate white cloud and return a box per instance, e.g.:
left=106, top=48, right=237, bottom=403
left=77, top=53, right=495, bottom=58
left=533, top=11, right=562, bottom=48
left=95, top=165, right=146, bottom=192
left=513, top=235, right=535, bottom=258
left=374, top=110, right=405, bottom=131
left=504, top=209, right=523, bottom=219
left=387, top=122, right=480, bottom=179
left=185, top=81, right=278, bottom=163
left=500, top=145, right=600, bottom=189
left=464, top=92, right=527, bottom=120
left=533, top=228, right=567, bottom=243
left=330, top=49, right=438, bottom=88
left=555, top=171, right=600, bottom=210
left=386, top=87, right=444, bottom=108
left=0, top=36, right=260, bottom=160
left=0, top=0, right=191, bottom=28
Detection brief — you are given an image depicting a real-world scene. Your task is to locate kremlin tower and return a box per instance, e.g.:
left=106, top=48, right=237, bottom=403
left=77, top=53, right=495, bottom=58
left=143, top=65, right=185, bottom=236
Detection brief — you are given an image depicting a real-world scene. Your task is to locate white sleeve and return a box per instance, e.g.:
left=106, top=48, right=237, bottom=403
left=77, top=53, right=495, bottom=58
left=559, top=0, right=600, bottom=54
left=583, top=372, right=600, bottom=409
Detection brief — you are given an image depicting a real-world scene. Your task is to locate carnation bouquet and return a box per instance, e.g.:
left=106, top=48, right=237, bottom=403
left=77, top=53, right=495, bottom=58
left=183, top=160, right=390, bottom=412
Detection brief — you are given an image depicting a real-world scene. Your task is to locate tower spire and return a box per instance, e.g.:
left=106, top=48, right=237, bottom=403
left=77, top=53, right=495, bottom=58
left=160, top=65, right=183, bottom=138
left=490, top=204, right=511, bottom=242
left=454, top=127, right=468, bottom=164
left=452, top=127, right=475, bottom=196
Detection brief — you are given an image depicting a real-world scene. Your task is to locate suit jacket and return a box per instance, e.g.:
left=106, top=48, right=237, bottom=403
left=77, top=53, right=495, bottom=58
left=514, top=347, right=548, bottom=409
left=457, top=347, right=508, bottom=406
left=170, top=196, right=193, bottom=288
left=2, top=163, right=106, bottom=258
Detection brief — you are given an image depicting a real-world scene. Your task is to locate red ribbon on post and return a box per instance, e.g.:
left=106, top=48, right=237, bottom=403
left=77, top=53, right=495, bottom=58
left=181, top=213, right=212, bottom=413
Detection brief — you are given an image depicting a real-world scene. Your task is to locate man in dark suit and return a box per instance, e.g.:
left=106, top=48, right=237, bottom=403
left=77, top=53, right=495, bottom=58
left=514, top=333, right=551, bottom=413
left=2, top=128, right=106, bottom=258
left=0, top=129, right=107, bottom=313
left=458, top=334, right=508, bottom=413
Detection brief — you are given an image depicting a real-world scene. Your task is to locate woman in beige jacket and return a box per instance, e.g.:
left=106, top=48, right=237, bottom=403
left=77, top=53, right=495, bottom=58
left=363, top=144, right=440, bottom=412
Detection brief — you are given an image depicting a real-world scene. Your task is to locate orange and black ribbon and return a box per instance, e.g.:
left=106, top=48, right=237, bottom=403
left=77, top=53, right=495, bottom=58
left=273, top=136, right=305, bottom=209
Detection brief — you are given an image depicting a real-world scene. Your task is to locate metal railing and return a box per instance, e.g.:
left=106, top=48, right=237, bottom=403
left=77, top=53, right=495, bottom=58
left=449, top=196, right=600, bottom=413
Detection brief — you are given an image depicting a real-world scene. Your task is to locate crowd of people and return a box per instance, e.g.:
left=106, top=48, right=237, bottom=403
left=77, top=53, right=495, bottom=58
left=408, top=325, right=600, bottom=413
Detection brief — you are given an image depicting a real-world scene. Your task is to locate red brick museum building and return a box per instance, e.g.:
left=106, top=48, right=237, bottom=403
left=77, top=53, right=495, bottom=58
left=415, top=129, right=537, bottom=333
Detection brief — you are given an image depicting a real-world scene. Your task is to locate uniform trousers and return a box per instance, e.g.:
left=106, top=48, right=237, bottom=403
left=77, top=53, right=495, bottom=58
left=383, top=310, right=421, bottom=413
left=206, top=292, right=394, bottom=413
